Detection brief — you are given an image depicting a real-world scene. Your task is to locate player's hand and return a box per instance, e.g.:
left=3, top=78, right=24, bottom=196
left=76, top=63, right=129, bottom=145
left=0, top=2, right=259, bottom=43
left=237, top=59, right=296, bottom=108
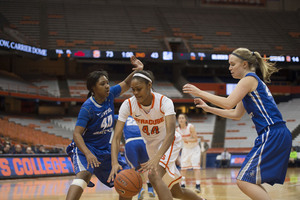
left=85, top=152, right=101, bottom=169
left=130, top=56, right=144, bottom=71
left=194, top=98, right=209, bottom=111
left=182, top=83, right=201, bottom=97
left=138, top=157, right=160, bottom=175
left=107, top=164, right=123, bottom=182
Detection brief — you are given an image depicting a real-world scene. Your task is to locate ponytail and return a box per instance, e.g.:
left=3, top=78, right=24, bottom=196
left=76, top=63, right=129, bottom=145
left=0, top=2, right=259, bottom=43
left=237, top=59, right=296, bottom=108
left=232, top=48, right=279, bottom=83
left=87, top=91, right=92, bottom=99
left=253, top=51, right=279, bottom=83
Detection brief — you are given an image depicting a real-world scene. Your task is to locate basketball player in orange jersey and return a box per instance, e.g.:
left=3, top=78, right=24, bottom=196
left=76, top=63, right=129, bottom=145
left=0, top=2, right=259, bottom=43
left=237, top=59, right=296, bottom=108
left=108, top=68, right=206, bottom=200
left=65, top=56, right=143, bottom=200
left=176, top=114, right=201, bottom=193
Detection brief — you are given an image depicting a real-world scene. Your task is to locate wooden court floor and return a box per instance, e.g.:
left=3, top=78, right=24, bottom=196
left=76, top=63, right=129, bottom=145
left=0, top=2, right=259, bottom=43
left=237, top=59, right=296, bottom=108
left=0, top=168, right=299, bottom=200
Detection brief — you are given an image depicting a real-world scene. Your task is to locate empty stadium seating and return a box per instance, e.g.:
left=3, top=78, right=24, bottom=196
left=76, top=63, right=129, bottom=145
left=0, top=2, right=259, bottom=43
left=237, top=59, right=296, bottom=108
left=225, top=98, right=300, bottom=148
left=51, top=117, right=76, bottom=132
left=277, top=98, right=300, bottom=133
left=32, top=79, right=60, bottom=97
left=67, top=79, right=87, bottom=98
left=224, top=115, right=256, bottom=148
left=67, top=79, right=183, bottom=98
left=189, top=114, right=216, bottom=148
left=0, top=75, right=50, bottom=96
left=0, top=117, right=71, bottom=146
left=153, top=81, right=183, bottom=98
left=7, top=116, right=73, bottom=140
left=0, top=0, right=299, bottom=54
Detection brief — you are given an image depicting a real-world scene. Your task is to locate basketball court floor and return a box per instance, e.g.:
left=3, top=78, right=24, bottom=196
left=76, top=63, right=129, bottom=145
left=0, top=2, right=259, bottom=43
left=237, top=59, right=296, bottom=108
left=0, top=168, right=299, bottom=200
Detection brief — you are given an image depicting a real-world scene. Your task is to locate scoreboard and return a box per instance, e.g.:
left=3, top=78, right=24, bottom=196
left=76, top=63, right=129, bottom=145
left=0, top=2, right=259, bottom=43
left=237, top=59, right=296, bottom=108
left=50, top=48, right=300, bottom=63
left=1, top=38, right=299, bottom=63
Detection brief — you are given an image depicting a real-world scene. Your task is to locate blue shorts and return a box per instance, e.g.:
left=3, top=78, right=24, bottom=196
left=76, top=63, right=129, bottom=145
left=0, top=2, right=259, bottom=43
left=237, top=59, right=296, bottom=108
left=66, top=142, right=129, bottom=188
left=237, top=123, right=292, bottom=185
left=125, top=138, right=149, bottom=169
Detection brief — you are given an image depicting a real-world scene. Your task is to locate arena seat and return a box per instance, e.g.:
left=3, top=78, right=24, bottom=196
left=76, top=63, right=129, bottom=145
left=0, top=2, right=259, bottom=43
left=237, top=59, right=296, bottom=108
left=0, top=75, right=50, bottom=96
left=2, top=1, right=298, bottom=54
left=67, top=79, right=87, bottom=98
left=153, top=81, right=183, bottom=98
left=225, top=98, right=300, bottom=148
left=7, top=117, right=73, bottom=140
left=51, top=117, right=77, bottom=132
left=189, top=114, right=216, bottom=148
left=32, top=79, right=60, bottom=97
left=0, top=117, right=71, bottom=146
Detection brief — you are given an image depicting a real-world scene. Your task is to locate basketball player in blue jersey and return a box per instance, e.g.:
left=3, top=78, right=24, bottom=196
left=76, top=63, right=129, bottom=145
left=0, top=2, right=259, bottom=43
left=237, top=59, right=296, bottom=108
left=114, top=115, right=155, bottom=199
left=65, top=56, right=143, bottom=200
left=183, top=47, right=292, bottom=200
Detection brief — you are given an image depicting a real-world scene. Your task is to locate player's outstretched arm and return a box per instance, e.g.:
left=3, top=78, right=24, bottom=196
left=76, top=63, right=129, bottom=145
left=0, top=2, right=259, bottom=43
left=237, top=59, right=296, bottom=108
left=108, top=120, right=126, bottom=182
left=195, top=98, right=246, bottom=120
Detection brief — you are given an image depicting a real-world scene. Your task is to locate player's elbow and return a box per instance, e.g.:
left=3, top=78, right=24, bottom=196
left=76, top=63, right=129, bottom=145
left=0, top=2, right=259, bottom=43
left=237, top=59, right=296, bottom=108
left=231, top=113, right=243, bottom=120
left=232, top=116, right=242, bottom=121
left=223, top=103, right=236, bottom=110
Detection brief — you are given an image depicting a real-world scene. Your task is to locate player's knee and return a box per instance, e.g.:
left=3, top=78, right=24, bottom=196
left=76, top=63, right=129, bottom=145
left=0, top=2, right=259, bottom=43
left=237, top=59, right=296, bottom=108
left=147, top=173, right=155, bottom=183
left=71, top=179, right=88, bottom=190
left=170, top=184, right=183, bottom=198
left=236, top=179, right=245, bottom=189
left=147, top=173, right=160, bottom=186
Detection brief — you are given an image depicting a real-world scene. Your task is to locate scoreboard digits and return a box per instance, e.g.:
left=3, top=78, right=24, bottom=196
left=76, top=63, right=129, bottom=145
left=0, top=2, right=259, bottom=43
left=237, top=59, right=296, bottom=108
left=1, top=38, right=298, bottom=63
left=49, top=49, right=300, bottom=64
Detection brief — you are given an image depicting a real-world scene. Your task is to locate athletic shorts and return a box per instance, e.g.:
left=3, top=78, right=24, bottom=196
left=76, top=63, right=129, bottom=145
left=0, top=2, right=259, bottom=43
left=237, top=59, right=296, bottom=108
left=237, top=123, right=292, bottom=185
left=181, top=144, right=201, bottom=170
left=66, top=142, right=129, bottom=188
left=125, top=137, right=149, bottom=169
left=147, top=134, right=183, bottom=189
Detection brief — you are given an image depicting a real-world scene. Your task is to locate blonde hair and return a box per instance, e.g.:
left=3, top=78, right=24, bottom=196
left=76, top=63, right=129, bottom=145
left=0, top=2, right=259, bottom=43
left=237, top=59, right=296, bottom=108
left=232, top=48, right=279, bottom=83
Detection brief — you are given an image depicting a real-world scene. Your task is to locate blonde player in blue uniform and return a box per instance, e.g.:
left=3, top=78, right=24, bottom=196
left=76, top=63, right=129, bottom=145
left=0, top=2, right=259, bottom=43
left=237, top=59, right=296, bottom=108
left=183, top=47, right=292, bottom=200
left=114, top=115, right=155, bottom=199
left=65, top=56, right=143, bottom=200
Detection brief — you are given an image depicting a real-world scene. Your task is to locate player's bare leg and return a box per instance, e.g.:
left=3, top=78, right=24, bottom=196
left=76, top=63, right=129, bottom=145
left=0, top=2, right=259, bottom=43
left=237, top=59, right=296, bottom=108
left=148, top=166, right=172, bottom=200
left=66, top=171, right=92, bottom=200
left=237, top=180, right=271, bottom=200
left=171, top=183, right=205, bottom=200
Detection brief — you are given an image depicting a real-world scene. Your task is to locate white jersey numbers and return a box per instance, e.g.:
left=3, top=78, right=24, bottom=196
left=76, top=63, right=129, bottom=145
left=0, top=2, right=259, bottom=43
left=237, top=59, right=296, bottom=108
left=101, top=114, right=113, bottom=129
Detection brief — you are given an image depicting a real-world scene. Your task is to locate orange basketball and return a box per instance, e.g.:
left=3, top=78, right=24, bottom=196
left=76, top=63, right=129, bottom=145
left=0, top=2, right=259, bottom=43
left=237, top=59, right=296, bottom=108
left=114, top=169, right=143, bottom=198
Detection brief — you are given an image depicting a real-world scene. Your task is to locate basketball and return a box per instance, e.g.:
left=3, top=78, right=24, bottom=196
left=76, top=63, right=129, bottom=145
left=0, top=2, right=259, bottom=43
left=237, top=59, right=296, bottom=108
left=114, top=169, right=143, bottom=198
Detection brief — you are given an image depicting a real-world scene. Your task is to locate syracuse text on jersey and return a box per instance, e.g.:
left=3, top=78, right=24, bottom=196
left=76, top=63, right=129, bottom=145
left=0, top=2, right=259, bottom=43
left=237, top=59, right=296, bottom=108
left=133, top=117, right=164, bottom=125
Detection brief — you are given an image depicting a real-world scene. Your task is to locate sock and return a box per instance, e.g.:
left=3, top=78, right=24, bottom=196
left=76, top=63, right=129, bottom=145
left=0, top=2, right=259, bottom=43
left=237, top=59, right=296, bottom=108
left=181, top=176, right=186, bottom=185
left=147, top=182, right=153, bottom=188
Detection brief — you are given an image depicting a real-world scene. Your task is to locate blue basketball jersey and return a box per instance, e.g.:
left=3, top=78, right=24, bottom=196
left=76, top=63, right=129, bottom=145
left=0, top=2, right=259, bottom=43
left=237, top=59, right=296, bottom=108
left=75, top=84, right=121, bottom=148
left=242, top=73, right=285, bottom=134
left=114, top=115, right=142, bottom=140
left=123, top=116, right=142, bottom=140
left=114, top=115, right=149, bottom=168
